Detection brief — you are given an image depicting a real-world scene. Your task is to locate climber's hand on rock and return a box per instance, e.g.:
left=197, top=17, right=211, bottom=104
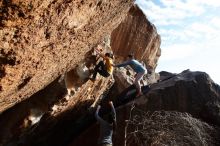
left=97, top=105, right=101, bottom=110
left=109, top=101, right=114, bottom=107
left=134, top=74, right=137, bottom=78
left=95, top=48, right=102, bottom=54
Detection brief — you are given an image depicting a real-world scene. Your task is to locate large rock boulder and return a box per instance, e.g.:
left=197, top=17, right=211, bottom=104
left=71, top=110, right=220, bottom=146
left=145, top=70, right=220, bottom=126
left=110, top=5, right=161, bottom=93
left=0, top=3, right=163, bottom=146
left=0, top=0, right=134, bottom=113
left=71, top=70, right=220, bottom=146
left=111, top=5, right=161, bottom=71
left=123, top=110, right=220, bottom=146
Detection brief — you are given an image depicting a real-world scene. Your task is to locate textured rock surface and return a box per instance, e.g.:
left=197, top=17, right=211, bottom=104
left=71, top=110, right=220, bottom=146
left=110, top=4, right=161, bottom=93
left=113, top=67, right=159, bottom=94
left=71, top=70, right=220, bottom=146
left=0, top=76, right=114, bottom=145
left=0, top=2, right=164, bottom=145
left=124, top=110, right=220, bottom=146
left=111, top=5, right=161, bottom=71
left=146, top=70, right=220, bottom=126
left=0, top=0, right=134, bottom=113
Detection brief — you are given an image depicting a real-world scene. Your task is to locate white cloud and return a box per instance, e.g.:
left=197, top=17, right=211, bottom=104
left=159, top=44, right=198, bottom=61
left=182, top=22, right=218, bottom=42
left=142, top=0, right=220, bottom=42
left=136, top=0, right=220, bottom=84
left=160, top=0, right=205, bottom=15
left=160, top=29, right=188, bottom=41
left=183, top=29, right=200, bottom=39
left=210, top=17, right=220, bottom=28
left=187, top=0, right=220, bottom=7
left=189, top=23, right=216, bottom=34
left=157, top=46, right=220, bottom=84
left=136, top=0, right=206, bottom=26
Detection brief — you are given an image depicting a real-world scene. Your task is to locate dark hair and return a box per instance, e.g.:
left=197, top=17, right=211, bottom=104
left=110, top=53, right=114, bottom=59
left=128, top=54, right=134, bottom=59
left=105, top=53, right=114, bottom=59
left=105, top=53, right=110, bottom=57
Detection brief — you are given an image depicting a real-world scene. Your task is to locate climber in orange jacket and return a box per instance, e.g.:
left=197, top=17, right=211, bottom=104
left=91, top=48, right=114, bottom=81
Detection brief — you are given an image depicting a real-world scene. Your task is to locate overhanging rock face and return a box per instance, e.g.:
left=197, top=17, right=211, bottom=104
left=0, top=0, right=134, bottom=113
left=0, top=2, right=164, bottom=145
left=111, top=5, right=161, bottom=71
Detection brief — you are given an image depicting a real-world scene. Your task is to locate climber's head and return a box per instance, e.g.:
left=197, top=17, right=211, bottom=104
left=105, top=53, right=111, bottom=58
left=105, top=53, right=114, bottom=59
left=127, top=54, right=134, bottom=60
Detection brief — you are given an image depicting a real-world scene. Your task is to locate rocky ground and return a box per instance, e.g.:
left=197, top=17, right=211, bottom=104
left=71, top=70, right=220, bottom=146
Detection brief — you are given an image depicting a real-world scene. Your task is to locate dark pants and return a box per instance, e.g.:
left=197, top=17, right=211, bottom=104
left=92, top=61, right=110, bottom=79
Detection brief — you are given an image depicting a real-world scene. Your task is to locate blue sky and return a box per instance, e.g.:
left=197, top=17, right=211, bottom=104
left=136, top=0, right=220, bottom=84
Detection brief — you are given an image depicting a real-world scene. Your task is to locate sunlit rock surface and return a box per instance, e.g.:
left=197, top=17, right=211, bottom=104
left=1, top=1, right=219, bottom=146
left=0, top=0, right=134, bottom=113
left=111, top=5, right=161, bottom=71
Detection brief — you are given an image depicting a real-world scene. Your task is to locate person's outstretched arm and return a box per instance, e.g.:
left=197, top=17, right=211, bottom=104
left=109, top=101, right=116, bottom=119
left=115, top=60, right=132, bottom=68
left=95, top=48, right=105, bottom=58
left=95, top=105, right=105, bottom=123
left=109, top=101, right=117, bottom=131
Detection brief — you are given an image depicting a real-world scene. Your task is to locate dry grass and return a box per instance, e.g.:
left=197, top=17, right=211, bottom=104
left=125, top=104, right=220, bottom=146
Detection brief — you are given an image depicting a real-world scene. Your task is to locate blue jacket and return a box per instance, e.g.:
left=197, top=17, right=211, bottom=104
left=116, top=59, right=147, bottom=73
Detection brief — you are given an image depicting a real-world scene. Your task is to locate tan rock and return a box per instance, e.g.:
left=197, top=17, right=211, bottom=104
left=0, top=0, right=134, bottom=113
left=111, top=5, right=161, bottom=71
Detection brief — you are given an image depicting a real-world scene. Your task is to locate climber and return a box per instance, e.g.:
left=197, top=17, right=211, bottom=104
left=115, top=54, right=147, bottom=97
left=95, top=101, right=117, bottom=146
left=91, top=47, right=114, bottom=81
